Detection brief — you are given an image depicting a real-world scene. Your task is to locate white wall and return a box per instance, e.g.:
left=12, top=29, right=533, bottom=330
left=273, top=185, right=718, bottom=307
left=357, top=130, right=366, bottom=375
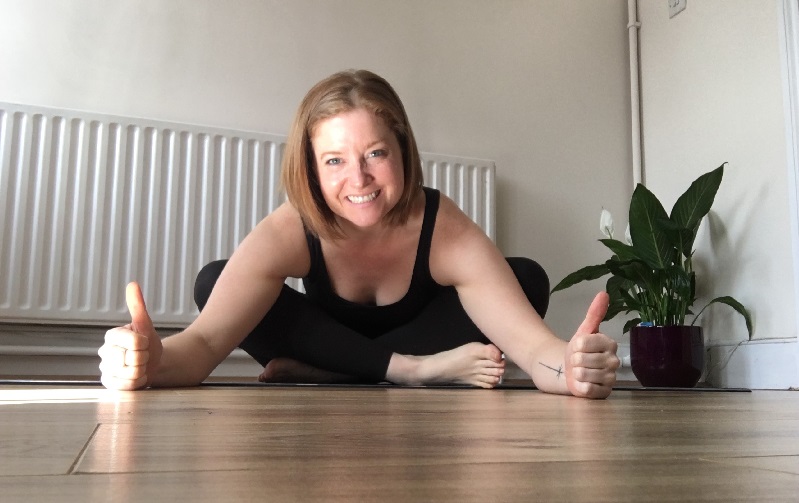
left=0, top=0, right=633, bottom=343
left=2, top=0, right=795, bottom=388
left=639, top=0, right=794, bottom=343
left=638, top=0, right=798, bottom=387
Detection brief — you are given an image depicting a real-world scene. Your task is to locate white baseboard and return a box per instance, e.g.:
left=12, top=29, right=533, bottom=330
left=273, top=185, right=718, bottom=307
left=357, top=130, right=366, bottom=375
left=704, top=338, right=799, bottom=390
left=615, top=339, right=799, bottom=390
left=0, top=324, right=263, bottom=378
left=0, top=348, right=263, bottom=379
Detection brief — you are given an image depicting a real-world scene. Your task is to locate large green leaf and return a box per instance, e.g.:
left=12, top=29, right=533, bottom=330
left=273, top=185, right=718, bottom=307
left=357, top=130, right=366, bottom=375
left=599, top=239, right=640, bottom=262
left=665, top=264, right=692, bottom=293
left=607, top=259, right=656, bottom=292
left=629, top=184, right=675, bottom=270
left=657, top=217, right=695, bottom=259
left=623, top=318, right=642, bottom=334
left=670, top=164, right=724, bottom=254
left=620, top=288, right=643, bottom=314
left=550, top=263, right=609, bottom=293
left=605, top=275, right=636, bottom=321
left=606, top=274, right=632, bottom=295
left=604, top=298, right=627, bottom=322
left=692, top=295, right=753, bottom=339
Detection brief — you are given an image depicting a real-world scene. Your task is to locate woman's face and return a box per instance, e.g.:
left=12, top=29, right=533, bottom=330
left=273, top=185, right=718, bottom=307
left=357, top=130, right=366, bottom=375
left=311, top=108, right=405, bottom=234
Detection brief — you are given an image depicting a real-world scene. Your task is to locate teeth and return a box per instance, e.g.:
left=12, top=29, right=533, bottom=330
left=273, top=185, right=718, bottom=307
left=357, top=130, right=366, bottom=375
left=348, top=191, right=379, bottom=204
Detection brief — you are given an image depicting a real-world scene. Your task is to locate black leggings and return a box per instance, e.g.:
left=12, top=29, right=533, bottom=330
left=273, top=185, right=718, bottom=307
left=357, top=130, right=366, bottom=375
left=194, top=257, right=549, bottom=382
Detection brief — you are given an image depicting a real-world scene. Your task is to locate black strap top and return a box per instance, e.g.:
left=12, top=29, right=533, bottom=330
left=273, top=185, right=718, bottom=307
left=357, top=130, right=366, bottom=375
left=302, top=187, right=442, bottom=338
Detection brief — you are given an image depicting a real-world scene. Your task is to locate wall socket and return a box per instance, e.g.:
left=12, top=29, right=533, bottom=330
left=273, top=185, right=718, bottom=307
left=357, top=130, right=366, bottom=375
left=668, top=0, right=687, bottom=18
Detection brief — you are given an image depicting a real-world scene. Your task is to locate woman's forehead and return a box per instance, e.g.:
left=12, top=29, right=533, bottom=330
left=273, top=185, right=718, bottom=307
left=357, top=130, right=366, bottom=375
left=311, top=109, right=393, bottom=145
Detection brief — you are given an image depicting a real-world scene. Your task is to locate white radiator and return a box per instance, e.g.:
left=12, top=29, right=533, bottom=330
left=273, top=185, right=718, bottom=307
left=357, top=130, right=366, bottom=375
left=0, top=102, right=495, bottom=328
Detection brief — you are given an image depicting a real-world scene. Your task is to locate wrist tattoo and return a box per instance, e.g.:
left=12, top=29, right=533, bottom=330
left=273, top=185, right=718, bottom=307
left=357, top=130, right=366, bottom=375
left=539, top=362, right=564, bottom=379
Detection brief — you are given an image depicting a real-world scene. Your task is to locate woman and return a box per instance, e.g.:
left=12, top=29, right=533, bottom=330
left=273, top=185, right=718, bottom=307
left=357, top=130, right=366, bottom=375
left=99, top=70, right=619, bottom=398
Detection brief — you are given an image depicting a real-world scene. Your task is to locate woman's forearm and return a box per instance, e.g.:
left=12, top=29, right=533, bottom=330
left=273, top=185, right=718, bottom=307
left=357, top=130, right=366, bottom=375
left=149, top=330, right=222, bottom=388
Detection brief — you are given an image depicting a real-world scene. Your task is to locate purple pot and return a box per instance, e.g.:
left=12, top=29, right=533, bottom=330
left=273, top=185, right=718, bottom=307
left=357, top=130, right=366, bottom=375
left=630, top=325, right=704, bottom=388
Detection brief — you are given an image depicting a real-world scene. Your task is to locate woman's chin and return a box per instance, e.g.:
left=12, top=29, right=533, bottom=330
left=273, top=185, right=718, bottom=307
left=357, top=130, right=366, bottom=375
left=337, top=211, right=386, bottom=232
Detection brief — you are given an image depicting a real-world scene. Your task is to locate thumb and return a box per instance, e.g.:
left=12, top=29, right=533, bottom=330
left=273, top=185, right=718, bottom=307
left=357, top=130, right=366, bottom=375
left=126, top=281, right=155, bottom=336
left=576, top=291, right=609, bottom=335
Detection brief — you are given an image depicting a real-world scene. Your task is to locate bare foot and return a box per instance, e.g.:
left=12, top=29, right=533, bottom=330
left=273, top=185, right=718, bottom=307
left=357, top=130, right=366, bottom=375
left=258, top=358, right=362, bottom=384
left=388, top=343, right=506, bottom=388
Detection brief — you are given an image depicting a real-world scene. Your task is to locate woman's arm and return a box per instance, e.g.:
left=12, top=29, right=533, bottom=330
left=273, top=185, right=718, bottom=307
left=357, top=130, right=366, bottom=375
left=99, top=203, right=310, bottom=389
left=429, top=196, right=619, bottom=398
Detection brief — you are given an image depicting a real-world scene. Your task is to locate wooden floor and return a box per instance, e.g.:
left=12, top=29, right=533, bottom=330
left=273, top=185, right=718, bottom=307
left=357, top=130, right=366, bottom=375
left=1, top=382, right=798, bottom=502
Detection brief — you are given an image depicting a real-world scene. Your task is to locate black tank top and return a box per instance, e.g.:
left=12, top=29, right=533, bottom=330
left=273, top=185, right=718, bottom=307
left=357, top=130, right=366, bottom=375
left=302, top=187, right=442, bottom=338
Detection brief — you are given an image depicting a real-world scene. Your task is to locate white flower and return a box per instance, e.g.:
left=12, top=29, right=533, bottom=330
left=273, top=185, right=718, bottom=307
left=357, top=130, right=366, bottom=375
left=600, top=208, right=614, bottom=239
left=625, top=223, right=632, bottom=245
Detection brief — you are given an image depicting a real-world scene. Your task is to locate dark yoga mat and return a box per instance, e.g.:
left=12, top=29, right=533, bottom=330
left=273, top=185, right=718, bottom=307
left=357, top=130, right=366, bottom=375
left=0, top=378, right=751, bottom=392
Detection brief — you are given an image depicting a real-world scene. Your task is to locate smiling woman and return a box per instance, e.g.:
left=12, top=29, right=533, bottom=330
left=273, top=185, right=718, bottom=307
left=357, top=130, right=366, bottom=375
left=282, top=70, right=424, bottom=241
left=310, top=109, right=406, bottom=236
left=97, top=69, right=619, bottom=397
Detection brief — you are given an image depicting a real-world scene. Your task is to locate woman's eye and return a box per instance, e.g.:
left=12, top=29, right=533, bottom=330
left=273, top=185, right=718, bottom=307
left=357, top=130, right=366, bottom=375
left=325, top=158, right=343, bottom=166
left=368, top=149, right=386, bottom=158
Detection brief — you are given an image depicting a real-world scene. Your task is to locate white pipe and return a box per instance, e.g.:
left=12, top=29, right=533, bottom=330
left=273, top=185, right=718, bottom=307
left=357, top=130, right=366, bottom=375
left=778, top=0, right=799, bottom=387
left=628, top=0, right=643, bottom=188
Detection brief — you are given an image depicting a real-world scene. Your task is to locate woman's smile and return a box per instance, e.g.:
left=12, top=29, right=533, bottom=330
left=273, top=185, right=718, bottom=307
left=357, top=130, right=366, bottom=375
left=347, top=190, right=381, bottom=204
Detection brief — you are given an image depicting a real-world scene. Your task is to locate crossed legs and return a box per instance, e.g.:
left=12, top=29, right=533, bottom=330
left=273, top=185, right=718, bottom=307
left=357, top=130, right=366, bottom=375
left=194, top=257, right=549, bottom=386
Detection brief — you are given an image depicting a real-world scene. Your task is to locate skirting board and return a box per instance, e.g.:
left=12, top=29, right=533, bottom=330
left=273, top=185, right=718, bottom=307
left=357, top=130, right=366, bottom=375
left=0, top=347, right=264, bottom=379
left=0, top=324, right=263, bottom=378
left=704, top=338, right=799, bottom=390
left=613, top=340, right=798, bottom=390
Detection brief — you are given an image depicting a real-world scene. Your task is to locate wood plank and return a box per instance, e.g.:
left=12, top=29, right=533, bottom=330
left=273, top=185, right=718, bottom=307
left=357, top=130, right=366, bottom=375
left=702, top=455, right=799, bottom=475
left=1, top=385, right=798, bottom=501
left=0, top=421, right=97, bottom=476
left=0, top=387, right=111, bottom=476
left=3, top=459, right=799, bottom=502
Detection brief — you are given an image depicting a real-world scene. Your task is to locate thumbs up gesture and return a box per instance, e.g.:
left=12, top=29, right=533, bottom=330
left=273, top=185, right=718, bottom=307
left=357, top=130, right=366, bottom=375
left=98, top=282, right=163, bottom=390
left=564, top=292, right=620, bottom=399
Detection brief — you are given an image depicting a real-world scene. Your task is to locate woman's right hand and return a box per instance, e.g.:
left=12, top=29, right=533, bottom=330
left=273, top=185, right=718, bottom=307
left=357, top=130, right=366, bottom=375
left=98, top=282, right=163, bottom=390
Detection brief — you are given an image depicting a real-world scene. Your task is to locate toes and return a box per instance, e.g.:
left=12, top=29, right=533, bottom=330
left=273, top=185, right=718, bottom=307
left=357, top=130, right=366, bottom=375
left=483, top=344, right=504, bottom=362
left=480, top=357, right=506, bottom=369
left=483, top=366, right=505, bottom=377
left=475, top=374, right=501, bottom=388
left=470, top=343, right=503, bottom=363
left=258, top=361, right=276, bottom=382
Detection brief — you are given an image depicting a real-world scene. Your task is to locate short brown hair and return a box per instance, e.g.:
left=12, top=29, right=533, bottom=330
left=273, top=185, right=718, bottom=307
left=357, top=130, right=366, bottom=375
left=281, top=69, right=424, bottom=239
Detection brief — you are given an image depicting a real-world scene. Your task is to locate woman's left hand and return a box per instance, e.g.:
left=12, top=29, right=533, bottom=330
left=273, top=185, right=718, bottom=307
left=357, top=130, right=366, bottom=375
left=564, top=292, right=620, bottom=399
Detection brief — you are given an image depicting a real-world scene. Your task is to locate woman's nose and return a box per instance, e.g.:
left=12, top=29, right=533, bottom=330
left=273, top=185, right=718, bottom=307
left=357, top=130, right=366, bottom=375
left=349, top=159, right=371, bottom=187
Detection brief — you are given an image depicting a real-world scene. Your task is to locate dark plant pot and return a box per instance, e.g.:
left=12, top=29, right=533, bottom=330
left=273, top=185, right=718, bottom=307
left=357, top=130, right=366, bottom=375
left=630, top=325, right=704, bottom=388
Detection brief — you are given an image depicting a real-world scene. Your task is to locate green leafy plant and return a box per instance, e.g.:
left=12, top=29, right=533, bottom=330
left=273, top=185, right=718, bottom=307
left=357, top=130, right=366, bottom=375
left=551, top=163, right=753, bottom=336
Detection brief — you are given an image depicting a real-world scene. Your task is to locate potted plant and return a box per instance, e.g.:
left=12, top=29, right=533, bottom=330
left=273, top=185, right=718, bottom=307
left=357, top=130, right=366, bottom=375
left=551, top=163, right=752, bottom=387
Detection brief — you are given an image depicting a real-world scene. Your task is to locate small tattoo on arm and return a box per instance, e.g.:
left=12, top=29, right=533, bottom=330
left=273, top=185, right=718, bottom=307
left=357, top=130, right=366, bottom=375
left=539, top=362, right=564, bottom=379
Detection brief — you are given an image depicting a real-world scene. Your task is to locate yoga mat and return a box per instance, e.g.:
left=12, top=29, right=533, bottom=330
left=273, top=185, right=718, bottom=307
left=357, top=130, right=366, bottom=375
left=0, top=379, right=751, bottom=392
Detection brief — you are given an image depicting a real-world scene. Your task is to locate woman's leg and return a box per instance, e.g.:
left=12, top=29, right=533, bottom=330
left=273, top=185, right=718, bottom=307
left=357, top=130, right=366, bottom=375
left=373, top=257, right=549, bottom=355
left=508, top=256, right=550, bottom=318
left=194, top=260, right=392, bottom=382
left=193, top=256, right=549, bottom=384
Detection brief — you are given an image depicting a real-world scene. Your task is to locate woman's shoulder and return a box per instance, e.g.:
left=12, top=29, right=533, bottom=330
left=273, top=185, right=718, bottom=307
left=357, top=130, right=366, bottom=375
left=431, top=193, right=492, bottom=255
left=249, top=201, right=302, bottom=233
left=427, top=194, right=487, bottom=285
left=433, top=192, right=482, bottom=238
left=237, top=201, right=310, bottom=276
left=429, top=193, right=500, bottom=286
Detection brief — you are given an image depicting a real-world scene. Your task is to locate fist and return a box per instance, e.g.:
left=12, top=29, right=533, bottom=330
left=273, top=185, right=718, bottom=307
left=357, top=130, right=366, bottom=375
left=565, top=292, right=620, bottom=399
left=98, top=282, right=163, bottom=390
